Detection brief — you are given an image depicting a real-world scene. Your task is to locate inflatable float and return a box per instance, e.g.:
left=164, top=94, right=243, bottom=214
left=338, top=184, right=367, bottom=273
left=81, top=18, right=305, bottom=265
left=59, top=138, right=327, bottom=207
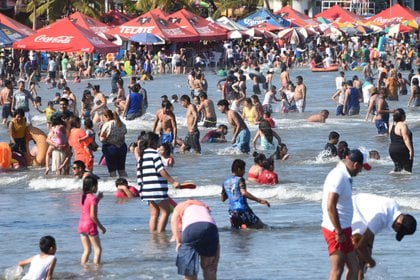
left=311, top=65, right=339, bottom=72
left=25, top=126, right=48, bottom=166
left=0, top=142, right=13, bottom=169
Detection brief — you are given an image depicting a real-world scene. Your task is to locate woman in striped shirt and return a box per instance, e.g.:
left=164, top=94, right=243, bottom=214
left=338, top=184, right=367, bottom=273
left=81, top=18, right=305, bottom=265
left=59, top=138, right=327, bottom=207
left=137, top=131, right=181, bottom=233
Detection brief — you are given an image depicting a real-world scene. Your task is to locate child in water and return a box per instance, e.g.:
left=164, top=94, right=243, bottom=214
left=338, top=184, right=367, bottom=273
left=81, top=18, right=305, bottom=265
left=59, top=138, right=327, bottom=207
left=159, top=143, right=174, bottom=167
left=79, top=176, right=106, bottom=265
left=18, top=236, right=57, bottom=280
left=114, top=177, right=139, bottom=199
left=248, top=152, right=266, bottom=182
left=221, top=159, right=270, bottom=229
left=45, top=115, right=71, bottom=175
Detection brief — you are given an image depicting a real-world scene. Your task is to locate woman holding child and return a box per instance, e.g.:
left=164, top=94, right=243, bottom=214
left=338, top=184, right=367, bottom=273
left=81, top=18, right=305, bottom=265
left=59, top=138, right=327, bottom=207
left=99, top=109, right=127, bottom=177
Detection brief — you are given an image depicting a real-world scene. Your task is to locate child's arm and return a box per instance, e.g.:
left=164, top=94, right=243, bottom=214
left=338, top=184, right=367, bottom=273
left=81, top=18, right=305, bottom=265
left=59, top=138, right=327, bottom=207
left=239, top=178, right=270, bottom=207
left=18, top=255, right=34, bottom=267
left=78, top=134, right=89, bottom=141
left=159, top=169, right=180, bottom=188
left=45, top=257, right=57, bottom=280
left=90, top=203, right=106, bottom=234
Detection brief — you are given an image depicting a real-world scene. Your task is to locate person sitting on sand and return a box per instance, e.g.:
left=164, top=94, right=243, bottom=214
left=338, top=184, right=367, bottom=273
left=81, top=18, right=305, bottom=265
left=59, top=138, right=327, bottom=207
left=307, top=109, right=329, bottom=123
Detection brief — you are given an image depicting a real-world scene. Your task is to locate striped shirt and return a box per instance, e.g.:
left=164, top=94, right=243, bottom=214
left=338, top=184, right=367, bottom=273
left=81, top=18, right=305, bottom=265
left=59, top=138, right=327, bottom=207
left=137, top=148, right=168, bottom=200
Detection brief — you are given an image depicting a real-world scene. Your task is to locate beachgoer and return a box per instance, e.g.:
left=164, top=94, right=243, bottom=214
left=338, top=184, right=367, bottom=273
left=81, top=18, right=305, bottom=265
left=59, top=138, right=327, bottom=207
left=364, top=87, right=378, bottom=122
left=90, top=85, right=107, bottom=125
left=152, top=101, right=177, bottom=148
left=252, top=119, right=282, bottom=151
left=291, top=76, right=306, bottom=113
left=321, top=149, right=370, bottom=280
left=159, top=143, right=175, bottom=167
left=45, top=115, right=71, bottom=175
left=407, top=77, right=420, bottom=107
left=137, top=131, right=181, bottom=233
left=248, top=152, right=266, bottom=182
left=242, top=97, right=259, bottom=125
left=221, top=159, right=270, bottom=229
left=8, top=109, right=28, bottom=162
left=375, top=88, right=393, bottom=135
left=80, top=89, right=93, bottom=120
left=99, top=109, right=128, bottom=177
left=171, top=199, right=220, bottom=280
left=78, top=176, right=106, bottom=265
left=388, top=108, right=414, bottom=173
left=0, top=79, right=13, bottom=124
left=11, top=80, right=37, bottom=125
left=217, top=99, right=250, bottom=153
left=18, top=236, right=57, bottom=280
left=351, top=193, right=417, bottom=279
left=343, top=80, right=360, bottom=116
left=307, top=109, right=329, bottom=123
left=262, top=85, right=281, bottom=114
left=72, top=160, right=99, bottom=179
left=200, top=124, right=228, bottom=143
left=324, top=131, right=340, bottom=158
left=257, top=158, right=279, bottom=185
left=114, top=177, right=139, bottom=199
left=122, top=83, right=144, bottom=120
left=179, top=95, right=201, bottom=154
left=68, top=116, right=93, bottom=172
left=337, top=141, right=350, bottom=160
left=197, top=92, right=217, bottom=127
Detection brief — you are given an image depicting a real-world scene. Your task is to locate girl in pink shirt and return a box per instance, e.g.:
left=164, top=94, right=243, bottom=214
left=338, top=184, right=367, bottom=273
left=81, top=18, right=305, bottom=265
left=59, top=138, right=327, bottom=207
left=78, top=176, right=106, bottom=265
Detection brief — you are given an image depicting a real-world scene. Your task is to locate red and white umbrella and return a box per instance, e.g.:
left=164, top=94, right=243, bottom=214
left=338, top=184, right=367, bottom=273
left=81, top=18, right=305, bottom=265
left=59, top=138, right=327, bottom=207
left=277, top=28, right=305, bottom=45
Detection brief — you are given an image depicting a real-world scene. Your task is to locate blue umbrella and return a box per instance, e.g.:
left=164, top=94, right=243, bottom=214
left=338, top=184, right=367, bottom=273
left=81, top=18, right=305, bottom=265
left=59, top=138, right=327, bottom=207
left=129, top=33, right=165, bottom=45
left=0, top=29, right=12, bottom=46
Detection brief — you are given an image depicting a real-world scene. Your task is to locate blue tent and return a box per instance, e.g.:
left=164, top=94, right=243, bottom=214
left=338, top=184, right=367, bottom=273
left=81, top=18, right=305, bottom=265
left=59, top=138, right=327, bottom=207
left=0, top=22, right=26, bottom=42
left=236, top=8, right=293, bottom=28
left=0, top=29, right=12, bottom=46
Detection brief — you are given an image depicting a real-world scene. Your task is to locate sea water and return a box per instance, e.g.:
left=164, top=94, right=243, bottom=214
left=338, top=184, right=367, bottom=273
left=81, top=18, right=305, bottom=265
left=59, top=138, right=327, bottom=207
left=0, top=67, right=419, bottom=279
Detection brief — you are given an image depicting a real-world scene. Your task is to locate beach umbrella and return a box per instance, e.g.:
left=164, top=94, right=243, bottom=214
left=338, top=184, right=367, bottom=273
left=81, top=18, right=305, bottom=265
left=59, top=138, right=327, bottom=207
left=228, top=30, right=243, bottom=39
left=296, top=26, right=317, bottom=39
left=387, top=23, right=413, bottom=37
left=129, top=33, right=165, bottom=45
left=277, top=28, right=305, bottom=45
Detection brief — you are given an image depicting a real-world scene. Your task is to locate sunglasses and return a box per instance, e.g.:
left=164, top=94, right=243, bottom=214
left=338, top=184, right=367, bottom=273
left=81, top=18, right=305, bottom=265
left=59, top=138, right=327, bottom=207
left=72, top=166, right=79, bottom=169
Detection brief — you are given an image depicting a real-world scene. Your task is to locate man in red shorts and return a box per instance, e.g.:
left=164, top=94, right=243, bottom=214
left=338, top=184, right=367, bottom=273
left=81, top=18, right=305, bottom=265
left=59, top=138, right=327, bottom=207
left=321, top=149, right=371, bottom=280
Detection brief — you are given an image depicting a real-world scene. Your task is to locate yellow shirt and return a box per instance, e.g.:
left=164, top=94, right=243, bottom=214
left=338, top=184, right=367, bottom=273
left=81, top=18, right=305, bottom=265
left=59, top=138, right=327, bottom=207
left=11, top=118, right=27, bottom=139
left=44, top=107, right=56, bottom=123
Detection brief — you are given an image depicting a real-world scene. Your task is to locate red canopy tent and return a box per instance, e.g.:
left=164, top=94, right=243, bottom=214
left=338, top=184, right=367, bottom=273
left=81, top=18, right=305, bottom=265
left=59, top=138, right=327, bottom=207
left=367, top=4, right=420, bottom=26
left=315, top=5, right=365, bottom=23
left=274, top=6, right=318, bottom=27
left=0, top=13, right=34, bottom=36
left=107, top=8, right=200, bottom=43
left=103, top=9, right=132, bottom=26
left=69, top=12, right=110, bottom=35
left=12, top=18, right=119, bottom=54
left=167, top=9, right=227, bottom=41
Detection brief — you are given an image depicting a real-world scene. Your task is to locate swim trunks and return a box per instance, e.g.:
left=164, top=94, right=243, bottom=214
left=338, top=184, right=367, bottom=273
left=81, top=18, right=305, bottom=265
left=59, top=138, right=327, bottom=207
left=233, top=128, right=250, bottom=153
left=322, top=227, right=354, bottom=255
left=176, top=222, right=219, bottom=276
left=160, top=132, right=173, bottom=145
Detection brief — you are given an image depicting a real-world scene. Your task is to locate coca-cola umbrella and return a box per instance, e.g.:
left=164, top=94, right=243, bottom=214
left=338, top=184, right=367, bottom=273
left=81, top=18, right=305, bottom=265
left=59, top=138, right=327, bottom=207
left=13, top=18, right=119, bottom=54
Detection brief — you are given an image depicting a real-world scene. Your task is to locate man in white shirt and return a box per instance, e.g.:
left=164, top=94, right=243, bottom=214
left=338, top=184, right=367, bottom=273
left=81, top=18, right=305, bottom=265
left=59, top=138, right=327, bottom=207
left=321, top=149, right=371, bottom=280
left=352, top=193, right=416, bottom=279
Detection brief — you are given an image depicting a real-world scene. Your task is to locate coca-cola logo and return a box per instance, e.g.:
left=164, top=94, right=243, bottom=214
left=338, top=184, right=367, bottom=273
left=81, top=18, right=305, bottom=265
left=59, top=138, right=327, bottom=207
left=34, top=35, right=74, bottom=44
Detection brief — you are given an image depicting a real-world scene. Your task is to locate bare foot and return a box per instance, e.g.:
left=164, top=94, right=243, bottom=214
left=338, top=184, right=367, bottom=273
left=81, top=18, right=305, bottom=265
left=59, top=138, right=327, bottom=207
left=45, top=167, right=50, bottom=175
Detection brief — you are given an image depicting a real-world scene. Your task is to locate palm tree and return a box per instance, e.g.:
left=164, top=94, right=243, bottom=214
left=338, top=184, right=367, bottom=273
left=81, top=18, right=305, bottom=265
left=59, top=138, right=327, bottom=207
left=26, top=0, right=105, bottom=29
left=214, top=0, right=259, bottom=18
left=134, top=0, right=190, bottom=13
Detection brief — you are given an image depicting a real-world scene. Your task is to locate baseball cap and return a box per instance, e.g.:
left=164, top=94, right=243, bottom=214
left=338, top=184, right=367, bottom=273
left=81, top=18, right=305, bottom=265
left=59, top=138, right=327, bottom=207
left=348, top=149, right=371, bottom=170
left=396, top=214, right=417, bottom=241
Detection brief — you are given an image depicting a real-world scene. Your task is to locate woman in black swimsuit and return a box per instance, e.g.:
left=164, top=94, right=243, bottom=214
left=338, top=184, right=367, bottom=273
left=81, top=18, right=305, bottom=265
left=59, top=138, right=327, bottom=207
left=388, top=108, right=414, bottom=173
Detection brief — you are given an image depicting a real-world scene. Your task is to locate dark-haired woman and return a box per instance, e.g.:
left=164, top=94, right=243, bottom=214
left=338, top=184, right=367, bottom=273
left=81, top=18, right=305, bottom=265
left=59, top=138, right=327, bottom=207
left=408, top=78, right=420, bottom=107
left=252, top=119, right=282, bottom=151
left=136, top=131, right=180, bottom=233
left=99, top=109, right=127, bottom=177
left=389, top=108, right=413, bottom=173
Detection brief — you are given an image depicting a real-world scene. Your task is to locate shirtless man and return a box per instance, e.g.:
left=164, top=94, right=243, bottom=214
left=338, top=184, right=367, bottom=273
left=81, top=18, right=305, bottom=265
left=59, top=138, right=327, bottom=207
left=179, top=95, right=200, bottom=153
left=152, top=101, right=177, bottom=147
left=279, top=66, right=290, bottom=89
left=291, top=75, right=306, bottom=113
left=0, top=79, right=13, bottom=124
left=197, top=92, right=217, bottom=127
left=217, top=99, right=250, bottom=153
left=307, top=109, right=329, bottom=123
